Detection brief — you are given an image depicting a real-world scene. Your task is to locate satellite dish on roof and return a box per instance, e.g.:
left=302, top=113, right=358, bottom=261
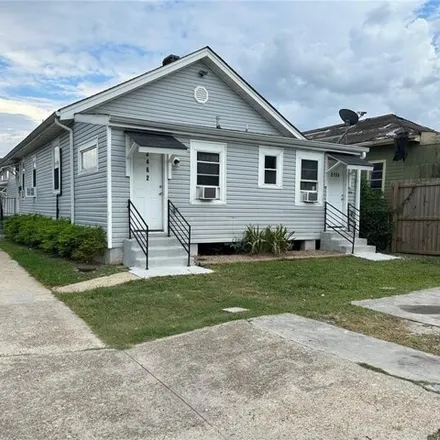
left=339, top=108, right=359, bottom=126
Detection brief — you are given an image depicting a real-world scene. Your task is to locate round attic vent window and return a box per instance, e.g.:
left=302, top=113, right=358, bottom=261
left=194, top=86, right=209, bottom=104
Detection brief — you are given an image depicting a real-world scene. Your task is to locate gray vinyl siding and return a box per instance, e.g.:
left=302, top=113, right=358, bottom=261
left=94, top=61, right=281, bottom=136
left=58, top=131, right=71, bottom=218
left=109, top=132, right=327, bottom=247
left=169, top=140, right=324, bottom=242
left=73, top=122, right=107, bottom=229
left=6, top=172, right=18, bottom=199
left=348, top=171, right=357, bottom=207
left=111, top=128, right=130, bottom=247
left=15, top=134, right=71, bottom=218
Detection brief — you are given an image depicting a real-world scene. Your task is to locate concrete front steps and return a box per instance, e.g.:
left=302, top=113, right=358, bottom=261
left=123, top=234, right=192, bottom=269
left=320, top=231, right=376, bottom=254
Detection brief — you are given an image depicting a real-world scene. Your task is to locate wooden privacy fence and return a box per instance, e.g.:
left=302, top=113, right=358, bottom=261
left=391, top=179, right=440, bottom=255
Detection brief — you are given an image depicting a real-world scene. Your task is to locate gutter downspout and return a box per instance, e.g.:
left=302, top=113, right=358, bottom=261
left=54, top=116, right=75, bottom=223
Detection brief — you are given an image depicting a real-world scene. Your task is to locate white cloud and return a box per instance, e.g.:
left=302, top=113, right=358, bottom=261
left=1, top=0, right=440, bottom=157
left=0, top=98, right=52, bottom=123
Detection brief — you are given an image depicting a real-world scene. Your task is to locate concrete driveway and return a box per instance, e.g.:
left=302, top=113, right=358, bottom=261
left=1, top=250, right=440, bottom=439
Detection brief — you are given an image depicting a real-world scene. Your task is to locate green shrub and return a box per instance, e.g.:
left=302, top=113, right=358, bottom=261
left=237, top=224, right=294, bottom=255
left=3, top=214, right=106, bottom=263
left=360, top=180, right=393, bottom=252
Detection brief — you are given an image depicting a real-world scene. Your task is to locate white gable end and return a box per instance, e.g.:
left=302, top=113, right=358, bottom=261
left=91, top=61, right=282, bottom=136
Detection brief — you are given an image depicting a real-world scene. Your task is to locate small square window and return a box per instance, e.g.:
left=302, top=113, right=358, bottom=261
left=78, top=140, right=98, bottom=174
left=259, top=147, right=283, bottom=188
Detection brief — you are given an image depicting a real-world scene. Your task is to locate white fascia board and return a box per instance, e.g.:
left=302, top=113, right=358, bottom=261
left=347, top=165, right=374, bottom=171
left=57, top=47, right=305, bottom=139
left=74, top=113, right=110, bottom=125
left=58, top=48, right=211, bottom=120
left=110, top=116, right=369, bottom=155
left=204, top=52, right=305, bottom=139
left=138, top=146, right=187, bottom=155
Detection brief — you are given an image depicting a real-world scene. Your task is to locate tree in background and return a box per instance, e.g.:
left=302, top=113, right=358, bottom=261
left=360, top=180, right=393, bottom=252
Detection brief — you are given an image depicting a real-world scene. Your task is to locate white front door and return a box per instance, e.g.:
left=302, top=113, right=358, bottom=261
left=326, top=163, right=346, bottom=214
left=132, top=152, right=164, bottom=230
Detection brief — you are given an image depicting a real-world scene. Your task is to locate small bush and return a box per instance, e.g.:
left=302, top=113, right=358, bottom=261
left=3, top=214, right=106, bottom=263
left=360, top=180, right=393, bottom=252
left=236, top=224, right=294, bottom=255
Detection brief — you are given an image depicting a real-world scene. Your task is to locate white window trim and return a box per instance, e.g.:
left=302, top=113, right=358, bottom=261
left=368, top=160, right=386, bottom=192
left=190, top=140, right=227, bottom=205
left=20, top=161, right=25, bottom=199
left=78, top=138, right=99, bottom=175
left=31, top=155, right=37, bottom=189
left=295, top=151, right=324, bottom=205
left=53, top=140, right=61, bottom=195
left=258, top=146, right=283, bottom=189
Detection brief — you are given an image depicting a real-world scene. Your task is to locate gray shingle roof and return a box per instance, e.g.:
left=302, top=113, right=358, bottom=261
left=304, top=114, right=437, bottom=145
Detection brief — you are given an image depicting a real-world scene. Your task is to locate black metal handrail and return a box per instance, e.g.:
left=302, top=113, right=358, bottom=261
left=128, top=199, right=149, bottom=270
left=347, top=203, right=360, bottom=232
left=168, top=200, right=191, bottom=266
left=324, top=202, right=357, bottom=253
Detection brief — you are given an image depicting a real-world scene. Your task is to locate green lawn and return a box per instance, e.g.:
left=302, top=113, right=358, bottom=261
left=0, top=239, right=126, bottom=287
left=56, top=256, right=440, bottom=352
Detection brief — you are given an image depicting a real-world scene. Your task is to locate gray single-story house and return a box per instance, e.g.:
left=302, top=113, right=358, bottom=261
left=0, top=47, right=374, bottom=269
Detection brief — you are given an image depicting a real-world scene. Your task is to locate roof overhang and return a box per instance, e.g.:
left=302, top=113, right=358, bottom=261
left=110, top=115, right=370, bottom=155
left=126, top=130, right=187, bottom=155
left=0, top=113, right=64, bottom=167
left=327, top=152, right=374, bottom=171
left=57, top=46, right=305, bottom=139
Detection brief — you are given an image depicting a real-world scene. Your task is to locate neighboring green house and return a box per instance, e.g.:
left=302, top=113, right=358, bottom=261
left=305, top=114, right=440, bottom=200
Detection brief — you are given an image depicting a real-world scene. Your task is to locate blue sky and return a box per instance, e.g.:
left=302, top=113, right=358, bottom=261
left=1, top=0, right=440, bottom=156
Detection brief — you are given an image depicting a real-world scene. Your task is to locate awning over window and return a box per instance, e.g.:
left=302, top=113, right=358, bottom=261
left=126, top=130, right=187, bottom=155
left=327, top=152, right=374, bottom=171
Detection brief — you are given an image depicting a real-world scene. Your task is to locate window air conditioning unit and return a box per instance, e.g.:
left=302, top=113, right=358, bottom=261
left=25, top=187, right=37, bottom=198
left=301, top=191, right=318, bottom=203
left=196, top=186, right=220, bottom=200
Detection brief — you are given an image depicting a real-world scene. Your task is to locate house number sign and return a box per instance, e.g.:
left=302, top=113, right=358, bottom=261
left=330, top=172, right=340, bottom=178
left=145, top=153, right=150, bottom=181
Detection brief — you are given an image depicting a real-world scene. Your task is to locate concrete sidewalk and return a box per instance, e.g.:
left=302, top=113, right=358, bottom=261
left=1, top=251, right=440, bottom=439
left=1, top=321, right=440, bottom=440
left=251, top=313, right=440, bottom=385
left=0, top=250, right=104, bottom=356
left=353, top=288, right=440, bottom=327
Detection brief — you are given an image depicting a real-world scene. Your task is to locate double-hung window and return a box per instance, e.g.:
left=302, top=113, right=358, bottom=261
left=197, top=152, right=220, bottom=187
left=78, top=139, right=98, bottom=175
left=20, top=161, right=25, bottom=198
left=258, top=147, right=283, bottom=188
left=53, top=142, right=61, bottom=194
left=32, top=156, right=37, bottom=188
left=369, top=161, right=385, bottom=192
left=295, top=152, right=323, bottom=204
left=300, top=159, right=318, bottom=192
left=190, top=140, right=226, bottom=204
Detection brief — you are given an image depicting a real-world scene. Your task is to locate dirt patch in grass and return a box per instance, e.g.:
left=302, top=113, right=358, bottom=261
left=196, top=250, right=345, bottom=265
